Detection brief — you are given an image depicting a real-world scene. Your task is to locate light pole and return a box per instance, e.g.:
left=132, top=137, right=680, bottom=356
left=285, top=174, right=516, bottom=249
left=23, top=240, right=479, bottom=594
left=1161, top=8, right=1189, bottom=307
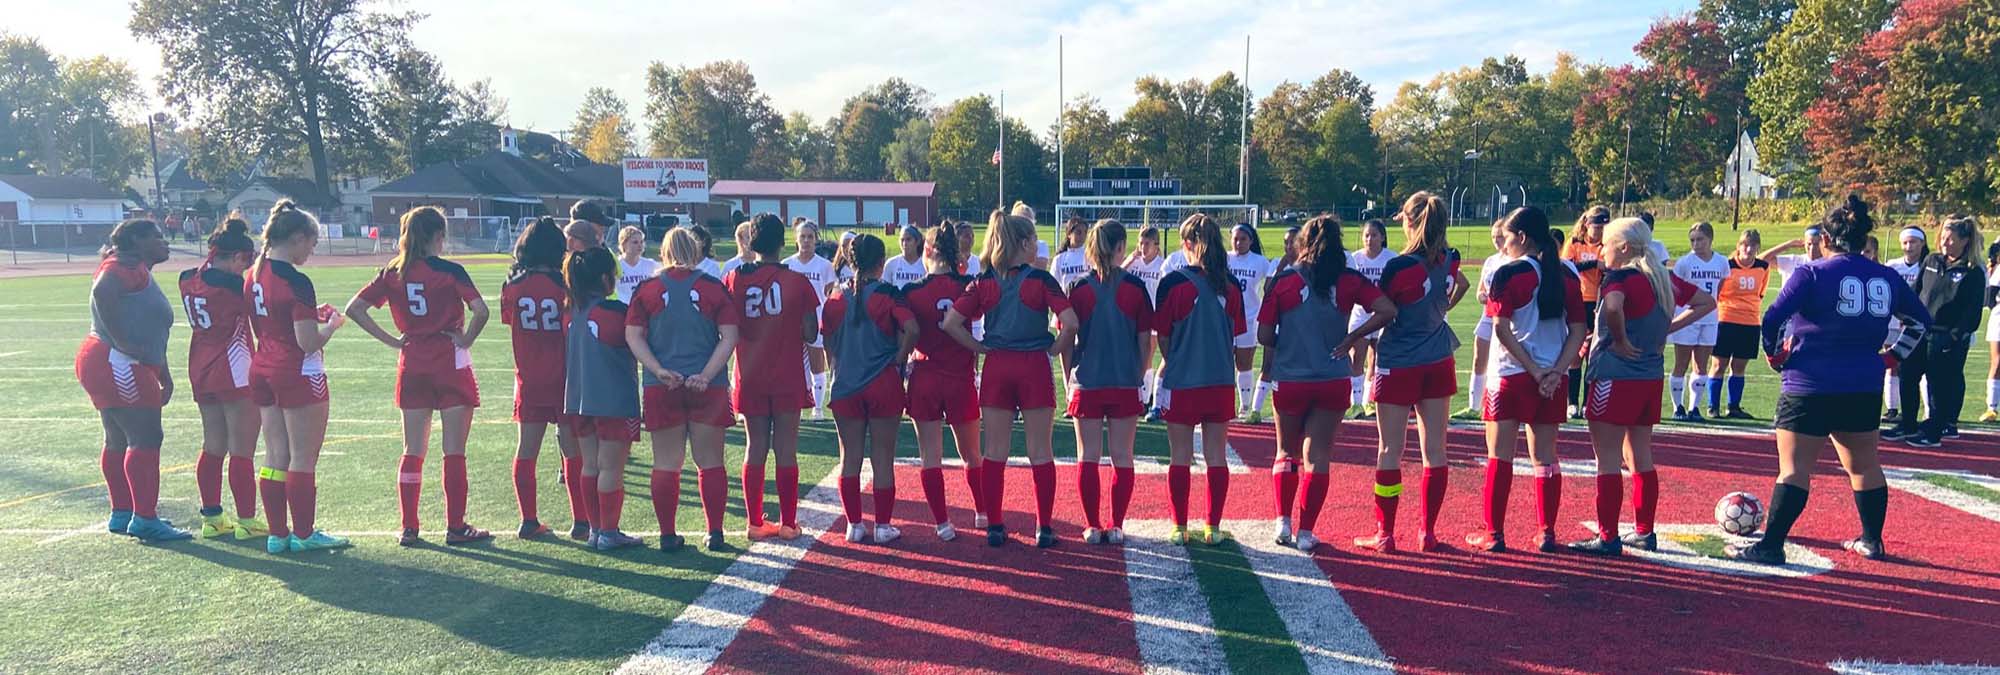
left=147, top=112, right=167, bottom=217
left=1463, top=148, right=1482, bottom=220
left=1618, top=121, right=1633, bottom=216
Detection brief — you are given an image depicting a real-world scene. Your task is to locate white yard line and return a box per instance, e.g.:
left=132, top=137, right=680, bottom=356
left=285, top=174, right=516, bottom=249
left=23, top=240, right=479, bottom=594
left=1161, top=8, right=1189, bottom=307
left=1828, top=660, right=2000, bottom=674
left=1228, top=519, right=1394, bottom=674
left=1120, top=519, right=1231, bottom=675
left=1884, top=468, right=2000, bottom=523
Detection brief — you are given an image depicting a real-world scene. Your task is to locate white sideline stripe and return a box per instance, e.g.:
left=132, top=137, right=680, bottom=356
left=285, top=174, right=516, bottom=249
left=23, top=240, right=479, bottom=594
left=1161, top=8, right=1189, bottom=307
left=0, top=351, right=26, bottom=358
left=1828, top=660, right=2000, bottom=674
left=889, top=454, right=1249, bottom=475
left=1229, top=519, right=1394, bottom=674
left=615, top=468, right=842, bottom=675
left=1884, top=468, right=2000, bottom=523
left=35, top=522, right=106, bottom=545
left=1121, top=519, right=1230, bottom=675
left=1483, top=456, right=1602, bottom=477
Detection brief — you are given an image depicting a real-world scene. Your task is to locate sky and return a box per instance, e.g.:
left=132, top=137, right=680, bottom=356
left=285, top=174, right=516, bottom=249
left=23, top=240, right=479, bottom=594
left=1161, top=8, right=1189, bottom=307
left=16, top=0, right=1694, bottom=139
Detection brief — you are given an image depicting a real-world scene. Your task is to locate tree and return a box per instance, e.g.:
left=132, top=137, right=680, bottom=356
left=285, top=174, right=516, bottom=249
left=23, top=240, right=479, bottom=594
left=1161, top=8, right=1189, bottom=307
left=1748, top=0, right=1899, bottom=192
left=930, top=96, right=1002, bottom=209
left=1251, top=70, right=1379, bottom=207
left=779, top=110, right=833, bottom=179
left=1048, top=95, right=1119, bottom=179
left=582, top=114, right=631, bottom=164
left=642, top=61, right=787, bottom=179
left=0, top=36, right=146, bottom=184
left=131, top=0, right=416, bottom=198
left=1116, top=73, right=1248, bottom=195
left=834, top=100, right=895, bottom=179
left=368, top=50, right=456, bottom=175
left=568, top=86, right=631, bottom=155
left=0, top=34, right=61, bottom=173
left=842, top=78, right=933, bottom=129
left=1696, top=0, right=1798, bottom=100
left=883, top=116, right=932, bottom=182
left=1571, top=16, right=1740, bottom=202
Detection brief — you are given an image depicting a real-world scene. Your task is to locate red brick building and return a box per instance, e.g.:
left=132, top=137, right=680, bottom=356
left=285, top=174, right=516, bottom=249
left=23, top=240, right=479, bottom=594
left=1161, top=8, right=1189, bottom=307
left=710, top=180, right=936, bottom=228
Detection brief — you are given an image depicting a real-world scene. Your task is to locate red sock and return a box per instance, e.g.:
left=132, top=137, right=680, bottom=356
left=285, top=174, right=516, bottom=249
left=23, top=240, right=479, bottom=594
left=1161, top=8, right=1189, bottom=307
left=1032, top=462, right=1056, bottom=529
left=1205, top=466, right=1230, bottom=528
left=562, top=457, right=587, bottom=525
left=1373, top=469, right=1401, bottom=537
left=963, top=462, right=985, bottom=515
left=124, top=447, right=161, bottom=519
left=581, top=472, right=602, bottom=529
left=742, top=463, right=767, bottom=527
left=1594, top=474, right=1622, bottom=542
left=259, top=472, right=289, bottom=537
left=651, top=470, right=680, bottom=535
left=597, top=487, right=625, bottom=531
left=839, top=475, right=863, bottom=524
left=512, top=458, right=538, bottom=521
left=443, top=454, right=469, bottom=529
left=286, top=470, right=317, bottom=536
left=100, top=447, right=132, bottom=512
left=1272, top=459, right=1298, bottom=521
left=873, top=482, right=896, bottom=527
left=397, top=455, right=424, bottom=530
left=1167, top=465, right=1191, bottom=528
left=1420, top=466, right=1449, bottom=534
left=1481, top=461, right=1512, bottom=534
left=1077, top=461, right=1102, bottom=529
left=227, top=456, right=257, bottom=519
left=1535, top=466, right=1562, bottom=532
left=1111, top=466, right=1136, bottom=528
left=1299, top=471, right=1330, bottom=533
left=1633, top=470, right=1659, bottom=535
left=920, top=467, right=948, bottom=524
left=699, top=467, right=727, bottom=533
left=982, top=460, right=1007, bottom=527
left=196, top=451, right=224, bottom=511
left=776, top=465, right=800, bottom=528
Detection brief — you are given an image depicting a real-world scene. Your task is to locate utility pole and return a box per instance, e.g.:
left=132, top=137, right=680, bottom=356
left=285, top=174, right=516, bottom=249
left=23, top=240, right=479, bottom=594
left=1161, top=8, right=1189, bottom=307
left=1468, top=120, right=1481, bottom=222
left=148, top=112, right=166, bottom=217
left=1618, top=121, right=1633, bottom=216
left=1731, top=109, right=1744, bottom=231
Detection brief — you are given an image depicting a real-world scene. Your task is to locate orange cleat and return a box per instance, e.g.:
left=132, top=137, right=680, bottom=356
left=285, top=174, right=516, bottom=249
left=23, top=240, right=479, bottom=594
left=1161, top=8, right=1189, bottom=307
left=746, top=522, right=783, bottom=541
left=1465, top=531, right=1506, bottom=553
left=776, top=524, right=801, bottom=540
left=1352, top=532, right=1397, bottom=553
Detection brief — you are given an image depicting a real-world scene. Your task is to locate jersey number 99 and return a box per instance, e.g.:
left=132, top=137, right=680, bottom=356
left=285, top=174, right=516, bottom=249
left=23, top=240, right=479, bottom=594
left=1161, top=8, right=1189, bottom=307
left=1836, top=276, right=1892, bottom=318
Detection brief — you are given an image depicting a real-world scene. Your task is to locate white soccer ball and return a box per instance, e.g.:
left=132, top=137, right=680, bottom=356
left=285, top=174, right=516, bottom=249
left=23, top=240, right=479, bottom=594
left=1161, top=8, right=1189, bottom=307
left=1715, top=491, right=1766, bottom=536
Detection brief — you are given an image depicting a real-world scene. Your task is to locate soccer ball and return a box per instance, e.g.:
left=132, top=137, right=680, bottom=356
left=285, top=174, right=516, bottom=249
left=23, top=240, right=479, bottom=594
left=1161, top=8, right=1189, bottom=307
left=1715, top=492, right=1765, bottom=536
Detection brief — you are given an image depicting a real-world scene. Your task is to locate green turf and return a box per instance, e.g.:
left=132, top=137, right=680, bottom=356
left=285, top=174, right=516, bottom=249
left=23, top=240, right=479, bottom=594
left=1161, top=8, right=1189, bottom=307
left=1671, top=532, right=1732, bottom=559
left=1918, top=473, right=2000, bottom=503
left=1186, top=540, right=1311, bottom=674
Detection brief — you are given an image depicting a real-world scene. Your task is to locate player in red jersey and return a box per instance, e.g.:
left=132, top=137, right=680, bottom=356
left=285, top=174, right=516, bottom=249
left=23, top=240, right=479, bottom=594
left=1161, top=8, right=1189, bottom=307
left=500, top=217, right=584, bottom=539
left=1154, top=215, right=1248, bottom=545
left=1064, top=219, right=1153, bottom=545
left=943, top=211, right=1078, bottom=548
left=247, top=201, right=350, bottom=553
left=904, top=222, right=987, bottom=540
left=627, top=229, right=741, bottom=551
left=1259, top=216, right=1395, bottom=552
left=77, top=219, right=185, bottom=541
left=181, top=216, right=266, bottom=540
left=345, top=207, right=493, bottom=546
left=823, top=234, right=919, bottom=544
left=724, top=213, right=821, bottom=540
left=564, top=247, right=648, bottom=551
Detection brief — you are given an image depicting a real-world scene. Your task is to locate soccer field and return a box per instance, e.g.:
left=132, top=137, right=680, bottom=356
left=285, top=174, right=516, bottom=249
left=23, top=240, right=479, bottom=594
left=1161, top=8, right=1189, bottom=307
left=4, top=226, right=1999, bottom=673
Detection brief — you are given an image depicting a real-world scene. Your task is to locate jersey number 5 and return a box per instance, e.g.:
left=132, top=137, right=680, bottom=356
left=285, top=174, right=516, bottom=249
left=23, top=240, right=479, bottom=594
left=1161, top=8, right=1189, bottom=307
left=406, top=282, right=428, bottom=316
left=743, top=282, right=783, bottom=318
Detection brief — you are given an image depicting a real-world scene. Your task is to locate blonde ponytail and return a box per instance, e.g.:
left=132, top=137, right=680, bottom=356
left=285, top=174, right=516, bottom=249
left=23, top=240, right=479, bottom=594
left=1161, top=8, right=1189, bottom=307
left=1605, top=217, right=1672, bottom=311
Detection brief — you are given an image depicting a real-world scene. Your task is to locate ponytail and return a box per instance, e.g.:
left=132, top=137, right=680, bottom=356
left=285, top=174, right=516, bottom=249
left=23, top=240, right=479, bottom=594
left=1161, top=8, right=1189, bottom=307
left=1179, top=214, right=1233, bottom=294
left=1085, top=219, right=1126, bottom=279
left=1606, top=218, right=1673, bottom=312
left=512, top=216, right=566, bottom=276
left=206, top=214, right=255, bottom=257
left=390, top=206, right=447, bottom=273
left=1501, top=207, right=1565, bottom=316
left=1297, top=215, right=1348, bottom=299
left=564, top=246, right=617, bottom=306
left=261, top=199, right=318, bottom=251
left=925, top=221, right=960, bottom=272
left=1398, top=191, right=1448, bottom=262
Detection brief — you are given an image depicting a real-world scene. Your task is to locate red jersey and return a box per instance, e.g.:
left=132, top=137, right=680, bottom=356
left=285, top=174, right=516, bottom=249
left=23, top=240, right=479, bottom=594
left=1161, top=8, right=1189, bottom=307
left=357, top=257, right=482, bottom=375
left=1067, top=271, right=1154, bottom=335
left=179, top=261, right=254, bottom=386
left=949, top=266, right=1073, bottom=322
left=247, top=257, right=321, bottom=376
left=904, top=272, right=976, bottom=378
left=1257, top=268, right=1384, bottom=325
left=500, top=269, right=568, bottom=407
left=821, top=281, right=915, bottom=342
left=723, top=262, right=820, bottom=396
left=1153, top=271, right=1247, bottom=342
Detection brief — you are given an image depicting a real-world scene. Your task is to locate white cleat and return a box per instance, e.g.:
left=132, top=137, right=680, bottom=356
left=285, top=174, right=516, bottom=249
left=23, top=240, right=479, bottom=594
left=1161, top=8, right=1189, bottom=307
left=811, top=408, right=825, bottom=422
left=973, top=513, right=989, bottom=529
left=935, top=522, right=957, bottom=541
left=1294, top=529, right=1321, bottom=552
left=872, top=524, right=902, bottom=545
left=1274, top=516, right=1294, bottom=546
left=1082, top=527, right=1105, bottom=544
left=845, top=522, right=869, bottom=543
left=1105, top=527, right=1125, bottom=545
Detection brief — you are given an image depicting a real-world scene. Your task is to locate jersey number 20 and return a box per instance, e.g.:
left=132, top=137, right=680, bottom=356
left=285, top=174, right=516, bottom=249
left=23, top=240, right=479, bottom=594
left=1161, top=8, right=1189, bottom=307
left=743, top=283, right=783, bottom=318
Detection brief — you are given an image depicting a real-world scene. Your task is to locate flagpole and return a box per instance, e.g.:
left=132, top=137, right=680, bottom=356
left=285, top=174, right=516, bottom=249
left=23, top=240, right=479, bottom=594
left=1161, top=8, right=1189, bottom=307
left=998, top=90, right=1006, bottom=211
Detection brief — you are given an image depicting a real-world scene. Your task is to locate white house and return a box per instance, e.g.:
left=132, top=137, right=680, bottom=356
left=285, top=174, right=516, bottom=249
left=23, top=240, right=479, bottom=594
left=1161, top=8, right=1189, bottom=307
left=1716, top=130, right=1779, bottom=200
left=0, top=174, right=126, bottom=223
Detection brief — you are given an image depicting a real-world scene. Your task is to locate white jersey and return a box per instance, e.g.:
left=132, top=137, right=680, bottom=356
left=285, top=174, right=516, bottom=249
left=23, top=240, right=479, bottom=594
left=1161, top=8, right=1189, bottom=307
left=1887, top=258, right=1922, bottom=287
left=698, top=258, right=723, bottom=279
left=1052, top=248, right=1090, bottom=291
left=883, top=254, right=927, bottom=289
left=1227, top=251, right=1274, bottom=329
left=962, top=254, right=982, bottom=277
left=615, top=257, right=661, bottom=304
left=1035, top=240, right=1051, bottom=267
left=785, top=253, right=838, bottom=303
left=1346, top=247, right=1396, bottom=322
left=1125, top=252, right=1168, bottom=298
left=1774, top=254, right=1810, bottom=277
left=1163, top=251, right=1188, bottom=276
left=1672, top=251, right=1730, bottom=326
left=721, top=256, right=752, bottom=278
left=1476, top=252, right=1511, bottom=301
left=1487, top=256, right=1572, bottom=377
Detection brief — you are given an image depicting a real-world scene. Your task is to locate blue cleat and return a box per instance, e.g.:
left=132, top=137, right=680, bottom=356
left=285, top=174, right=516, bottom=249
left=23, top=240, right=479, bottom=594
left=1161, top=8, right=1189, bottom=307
left=107, top=510, right=134, bottom=536
left=125, top=516, right=193, bottom=543
left=267, top=535, right=290, bottom=554
left=287, top=531, right=352, bottom=552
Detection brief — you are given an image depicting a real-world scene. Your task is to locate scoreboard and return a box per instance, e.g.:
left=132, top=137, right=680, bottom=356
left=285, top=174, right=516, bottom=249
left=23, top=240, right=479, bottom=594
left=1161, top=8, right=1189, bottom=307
left=1063, top=166, right=1182, bottom=198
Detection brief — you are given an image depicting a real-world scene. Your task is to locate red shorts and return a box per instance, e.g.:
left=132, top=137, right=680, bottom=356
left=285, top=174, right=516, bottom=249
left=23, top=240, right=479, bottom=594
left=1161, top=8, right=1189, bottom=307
left=644, top=384, right=736, bottom=429
left=514, top=402, right=570, bottom=425
left=1584, top=378, right=1664, bottom=427
left=76, top=337, right=164, bottom=410
left=733, top=385, right=811, bottom=418
left=578, top=416, right=642, bottom=443
left=830, top=372, right=906, bottom=419
left=1067, top=387, right=1144, bottom=419
left=907, top=370, right=979, bottom=424
left=188, top=353, right=251, bottom=405
left=395, top=368, right=480, bottom=410
left=1370, top=356, right=1457, bottom=407
left=250, top=367, right=330, bottom=409
left=979, top=350, right=1056, bottom=411
left=1483, top=371, right=1568, bottom=425
left=1272, top=378, right=1351, bottom=417
left=1164, top=385, right=1235, bottom=426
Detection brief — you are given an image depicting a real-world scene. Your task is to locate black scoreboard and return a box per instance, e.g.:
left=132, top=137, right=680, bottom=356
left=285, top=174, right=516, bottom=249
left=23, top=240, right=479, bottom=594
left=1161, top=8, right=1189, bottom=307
left=1064, top=166, right=1182, bottom=198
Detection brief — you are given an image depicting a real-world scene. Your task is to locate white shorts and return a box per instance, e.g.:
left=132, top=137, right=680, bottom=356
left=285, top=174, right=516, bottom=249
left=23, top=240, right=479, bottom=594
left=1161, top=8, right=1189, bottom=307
left=1233, top=330, right=1256, bottom=349
left=1668, top=321, right=1718, bottom=347
left=1985, top=315, right=2000, bottom=342
left=1347, top=310, right=1383, bottom=340
left=1474, top=315, right=1495, bottom=341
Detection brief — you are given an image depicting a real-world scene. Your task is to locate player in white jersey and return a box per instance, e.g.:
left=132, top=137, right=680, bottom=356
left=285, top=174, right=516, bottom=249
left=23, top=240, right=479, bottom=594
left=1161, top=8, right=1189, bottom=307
left=1983, top=239, right=2000, bottom=422
left=786, top=221, right=838, bottom=420
left=720, top=220, right=755, bottom=278
left=1466, top=220, right=1513, bottom=417
left=1124, top=225, right=1169, bottom=415
left=1051, top=218, right=1091, bottom=394
left=614, top=225, right=661, bottom=303
left=883, top=225, right=929, bottom=289
left=688, top=223, right=724, bottom=278
left=1668, top=222, right=1731, bottom=420
left=1345, top=219, right=1396, bottom=416
left=1882, top=227, right=1926, bottom=422
left=1226, top=223, right=1274, bottom=420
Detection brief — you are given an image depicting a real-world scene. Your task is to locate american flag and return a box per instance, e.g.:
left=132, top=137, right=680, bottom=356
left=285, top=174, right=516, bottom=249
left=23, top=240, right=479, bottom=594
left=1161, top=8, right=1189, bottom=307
left=990, top=147, right=1002, bottom=166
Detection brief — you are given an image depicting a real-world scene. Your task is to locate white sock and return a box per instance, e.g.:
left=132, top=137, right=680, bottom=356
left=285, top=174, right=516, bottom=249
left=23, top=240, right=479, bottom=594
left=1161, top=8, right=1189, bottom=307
left=1143, top=369, right=1158, bottom=404
left=1353, top=377, right=1367, bottom=405
left=1886, top=375, right=1902, bottom=409
left=1670, top=376, right=1686, bottom=408
left=811, top=372, right=828, bottom=409
left=1252, top=379, right=1274, bottom=414
left=1469, top=374, right=1486, bottom=409
left=1988, top=379, right=1999, bottom=410
left=1235, top=371, right=1255, bottom=411
left=1691, top=376, right=1707, bottom=409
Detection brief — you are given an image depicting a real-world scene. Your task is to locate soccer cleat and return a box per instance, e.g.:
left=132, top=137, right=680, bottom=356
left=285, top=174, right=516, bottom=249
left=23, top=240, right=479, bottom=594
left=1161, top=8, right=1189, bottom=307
left=289, top=531, right=352, bottom=552
left=1685, top=408, right=1704, bottom=423
left=397, top=528, right=422, bottom=547
left=590, top=530, right=642, bottom=551
left=1567, top=536, right=1622, bottom=557
left=986, top=525, right=1007, bottom=547
left=1036, top=526, right=1058, bottom=548
left=1706, top=406, right=1722, bottom=419
left=1843, top=537, right=1886, bottom=560
left=873, top=524, right=902, bottom=545
left=1465, top=531, right=1506, bottom=553
left=1905, top=435, right=1941, bottom=448
left=1452, top=407, right=1481, bottom=420
left=107, top=510, right=134, bottom=536
left=518, top=520, right=553, bottom=539
left=1620, top=531, right=1658, bottom=552
left=126, top=516, right=193, bottom=543
left=1294, top=530, right=1321, bottom=552
left=936, top=522, right=957, bottom=542
left=1417, top=530, right=1441, bottom=553
left=1568, top=405, right=1581, bottom=419
left=1882, top=408, right=1902, bottom=423
left=199, top=513, right=236, bottom=539
left=1726, top=541, right=1786, bottom=565
left=1352, top=532, right=1395, bottom=553
left=1246, top=410, right=1264, bottom=424
left=746, top=521, right=783, bottom=540
left=1168, top=527, right=1189, bottom=545
left=1082, top=527, right=1104, bottom=544
left=233, top=516, right=269, bottom=540
left=1672, top=406, right=1687, bottom=421
left=1145, top=407, right=1163, bottom=423
left=1982, top=409, right=1999, bottom=423
left=1274, top=516, right=1294, bottom=546
left=445, top=525, right=493, bottom=546
left=1535, top=530, right=1559, bottom=553
left=845, top=523, right=869, bottom=543
left=1200, top=525, right=1230, bottom=546
left=972, top=513, right=989, bottom=529
left=1881, top=427, right=1916, bottom=441
left=776, top=525, right=801, bottom=540
left=568, top=522, right=591, bottom=541
left=1105, top=527, right=1125, bottom=545
left=810, top=408, right=824, bottom=422
left=1726, top=408, right=1756, bottom=420
left=1943, top=424, right=1960, bottom=438
left=266, top=535, right=289, bottom=554
left=658, top=533, right=686, bottom=552
left=706, top=530, right=732, bottom=551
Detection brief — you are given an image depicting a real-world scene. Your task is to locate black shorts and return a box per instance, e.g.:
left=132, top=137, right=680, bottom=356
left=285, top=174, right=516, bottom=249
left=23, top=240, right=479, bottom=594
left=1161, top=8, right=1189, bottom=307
left=1774, top=392, right=1882, bottom=436
left=1713, top=323, right=1761, bottom=361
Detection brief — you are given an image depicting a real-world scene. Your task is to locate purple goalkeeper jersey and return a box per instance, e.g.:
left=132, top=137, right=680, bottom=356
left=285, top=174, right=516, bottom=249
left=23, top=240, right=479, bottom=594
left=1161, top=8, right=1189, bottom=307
left=1760, top=253, right=1932, bottom=395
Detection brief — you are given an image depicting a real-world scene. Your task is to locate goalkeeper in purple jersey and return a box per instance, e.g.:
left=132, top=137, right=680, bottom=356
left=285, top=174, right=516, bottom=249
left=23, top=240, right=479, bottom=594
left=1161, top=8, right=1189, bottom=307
left=1729, top=195, right=1932, bottom=565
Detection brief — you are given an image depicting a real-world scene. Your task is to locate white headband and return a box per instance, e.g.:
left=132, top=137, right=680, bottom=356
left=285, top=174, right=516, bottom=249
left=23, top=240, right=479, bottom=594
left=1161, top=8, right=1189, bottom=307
left=1901, top=227, right=1926, bottom=242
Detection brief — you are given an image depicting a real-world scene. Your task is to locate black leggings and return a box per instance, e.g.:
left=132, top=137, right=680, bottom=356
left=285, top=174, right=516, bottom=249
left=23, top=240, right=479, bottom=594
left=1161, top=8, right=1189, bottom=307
left=101, top=407, right=165, bottom=450
left=1569, top=301, right=1599, bottom=404
left=1899, top=335, right=1969, bottom=435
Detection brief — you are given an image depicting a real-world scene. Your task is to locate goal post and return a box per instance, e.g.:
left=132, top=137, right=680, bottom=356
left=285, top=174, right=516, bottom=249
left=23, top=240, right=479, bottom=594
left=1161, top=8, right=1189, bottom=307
left=1054, top=200, right=1261, bottom=232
